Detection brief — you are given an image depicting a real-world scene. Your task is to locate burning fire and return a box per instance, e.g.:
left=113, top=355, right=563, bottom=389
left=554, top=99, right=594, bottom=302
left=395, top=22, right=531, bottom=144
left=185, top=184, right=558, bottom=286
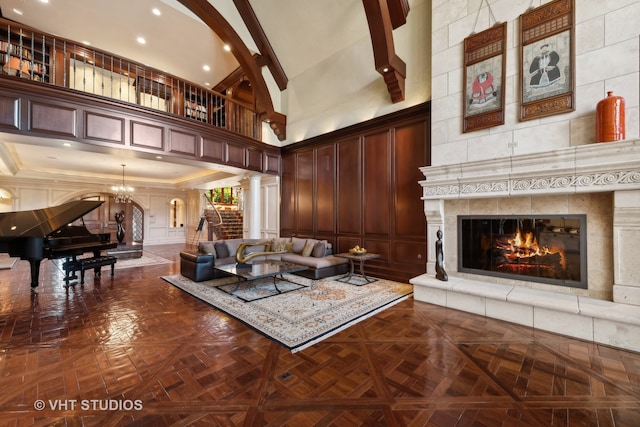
left=496, top=230, right=565, bottom=268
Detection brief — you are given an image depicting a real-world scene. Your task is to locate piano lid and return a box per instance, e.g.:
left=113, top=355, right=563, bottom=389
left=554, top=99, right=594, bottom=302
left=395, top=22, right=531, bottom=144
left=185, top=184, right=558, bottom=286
left=0, top=200, right=104, bottom=238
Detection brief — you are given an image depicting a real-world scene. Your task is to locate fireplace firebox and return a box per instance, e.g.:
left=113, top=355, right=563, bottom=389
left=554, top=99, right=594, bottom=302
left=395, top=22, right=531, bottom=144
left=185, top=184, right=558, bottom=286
left=458, top=215, right=587, bottom=288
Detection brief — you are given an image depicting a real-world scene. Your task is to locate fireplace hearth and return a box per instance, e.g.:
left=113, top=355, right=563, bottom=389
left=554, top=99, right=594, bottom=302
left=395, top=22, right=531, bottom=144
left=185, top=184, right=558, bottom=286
left=458, top=215, right=587, bottom=288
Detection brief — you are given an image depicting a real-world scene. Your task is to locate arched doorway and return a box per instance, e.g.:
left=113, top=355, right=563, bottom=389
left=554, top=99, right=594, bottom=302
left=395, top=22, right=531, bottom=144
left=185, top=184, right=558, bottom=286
left=72, top=193, right=144, bottom=258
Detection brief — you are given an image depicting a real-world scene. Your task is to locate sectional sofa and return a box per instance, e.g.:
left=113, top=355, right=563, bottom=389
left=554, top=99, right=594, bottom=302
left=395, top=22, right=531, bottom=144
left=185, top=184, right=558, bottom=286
left=179, top=237, right=349, bottom=282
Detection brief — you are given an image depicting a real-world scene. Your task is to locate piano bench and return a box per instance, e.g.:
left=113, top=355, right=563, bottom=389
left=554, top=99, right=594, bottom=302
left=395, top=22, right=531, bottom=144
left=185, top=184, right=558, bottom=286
left=79, top=256, right=117, bottom=284
left=63, top=256, right=117, bottom=285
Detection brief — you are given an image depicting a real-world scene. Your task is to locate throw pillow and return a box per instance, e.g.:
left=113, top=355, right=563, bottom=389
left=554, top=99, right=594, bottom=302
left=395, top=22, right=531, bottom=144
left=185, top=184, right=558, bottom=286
left=198, top=241, right=216, bottom=255
left=271, top=239, right=287, bottom=252
left=311, top=240, right=327, bottom=258
left=284, top=242, right=294, bottom=252
left=214, top=241, right=229, bottom=259
left=302, top=240, right=315, bottom=257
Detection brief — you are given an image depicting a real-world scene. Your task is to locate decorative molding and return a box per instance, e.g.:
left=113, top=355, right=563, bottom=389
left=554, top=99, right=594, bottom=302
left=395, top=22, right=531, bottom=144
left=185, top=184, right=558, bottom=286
left=420, top=140, right=640, bottom=200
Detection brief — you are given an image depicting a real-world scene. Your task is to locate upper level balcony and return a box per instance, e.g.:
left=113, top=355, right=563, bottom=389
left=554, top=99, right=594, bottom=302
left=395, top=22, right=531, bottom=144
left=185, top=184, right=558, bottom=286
left=0, top=17, right=262, bottom=141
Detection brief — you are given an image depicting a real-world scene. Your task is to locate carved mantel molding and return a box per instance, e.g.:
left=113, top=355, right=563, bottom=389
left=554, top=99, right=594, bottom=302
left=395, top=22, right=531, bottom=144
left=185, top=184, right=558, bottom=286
left=419, top=139, right=640, bottom=200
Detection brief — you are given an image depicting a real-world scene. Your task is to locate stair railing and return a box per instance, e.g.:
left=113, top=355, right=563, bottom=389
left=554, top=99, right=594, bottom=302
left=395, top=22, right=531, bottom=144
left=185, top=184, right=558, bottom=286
left=203, top=193, right=223, bottom=226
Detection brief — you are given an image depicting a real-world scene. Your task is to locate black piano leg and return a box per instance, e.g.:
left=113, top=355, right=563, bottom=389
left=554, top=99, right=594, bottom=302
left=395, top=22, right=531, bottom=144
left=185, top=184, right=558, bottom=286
left=29, top=259, right=41, bottom=290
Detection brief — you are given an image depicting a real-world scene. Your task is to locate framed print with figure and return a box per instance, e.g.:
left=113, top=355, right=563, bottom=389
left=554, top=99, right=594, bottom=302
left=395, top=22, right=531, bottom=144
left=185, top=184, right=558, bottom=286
left=463, top=22, right=506, bottom=133
left=520, top=0, right=575, bottom=121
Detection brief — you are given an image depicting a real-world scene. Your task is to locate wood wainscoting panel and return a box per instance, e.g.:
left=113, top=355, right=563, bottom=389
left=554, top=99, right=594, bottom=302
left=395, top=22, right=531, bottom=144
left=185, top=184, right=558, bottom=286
left=316, top=145, right=336, bottom=233
left=280, top=154, right=296, bottom=232
left=296, top=150, right=314, bottom=233
left=337, top=138, right=362, bottom=234
left=29, top=101, right=76, bottom=137
left=226, top=142, right=246, bottom=168
left=169, top=129, right=197, bottom=155
left=393, top=240, right=427, bottom=266
left=246, top=148, right=262, bottom=171
left=131, top=121, right=164, bottom=150
left=280, top=102, right=430, bottom=282
left=0, top=95, right=19, bottom=129
left=395, top=120, right=428, bottom=237
left=362, top=239, right=390, bottom=260
left=363, top=130, right=390, bottom=235
left=85, top=112, right=124, bottom=144
left=264, top=152, right=280, bottom=174
left=201, top=137, right=225, bottom=162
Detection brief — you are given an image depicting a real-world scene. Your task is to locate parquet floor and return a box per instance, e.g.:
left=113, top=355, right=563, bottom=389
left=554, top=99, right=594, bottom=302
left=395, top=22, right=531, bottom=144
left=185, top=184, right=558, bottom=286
left=0, top=244, right=639, bottom=426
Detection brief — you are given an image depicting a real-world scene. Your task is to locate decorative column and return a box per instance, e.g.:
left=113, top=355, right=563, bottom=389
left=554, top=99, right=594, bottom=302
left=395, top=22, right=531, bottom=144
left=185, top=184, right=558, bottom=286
left=613, top=189, right=640, bottom=306
left=247, top=174, right=262, bottom=239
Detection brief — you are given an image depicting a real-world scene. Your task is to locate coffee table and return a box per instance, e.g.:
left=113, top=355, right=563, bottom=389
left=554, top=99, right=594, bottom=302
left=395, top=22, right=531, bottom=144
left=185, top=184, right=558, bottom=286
left=335, top=252, right=380, bottom=285
left=213, top=260, right=308, bottom=302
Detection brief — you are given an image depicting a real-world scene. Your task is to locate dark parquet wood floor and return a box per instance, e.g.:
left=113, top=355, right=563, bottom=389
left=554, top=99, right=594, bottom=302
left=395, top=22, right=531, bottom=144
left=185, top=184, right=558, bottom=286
left=1, top=244, right=639, bottom=426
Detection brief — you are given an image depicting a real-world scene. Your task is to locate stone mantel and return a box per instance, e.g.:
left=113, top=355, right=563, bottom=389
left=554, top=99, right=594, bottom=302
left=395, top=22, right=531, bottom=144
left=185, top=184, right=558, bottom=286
left=419, top=139, right=640, bottom=200
left=413, top=139, right=640, bottom=352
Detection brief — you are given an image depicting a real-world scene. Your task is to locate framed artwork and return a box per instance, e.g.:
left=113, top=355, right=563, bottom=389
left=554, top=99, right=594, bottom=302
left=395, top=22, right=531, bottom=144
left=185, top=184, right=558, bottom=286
left=463, top=22, right=507, bottom=133
left=519, top=0, right=575, bottom=121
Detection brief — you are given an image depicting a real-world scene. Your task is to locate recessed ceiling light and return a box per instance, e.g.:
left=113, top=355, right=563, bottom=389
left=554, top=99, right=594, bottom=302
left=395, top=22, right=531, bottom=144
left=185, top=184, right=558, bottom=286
left=39, top=0, right=49, bottom=3
left=137, top=37, right=146, bottom=45
left=82, top=40, right=91, bottom=46
left=202, top=65, right=210, bottom=71
left=223, top=44, right=231, bottom=52
left=63, top=142, right=71, bottom=147
left=152, top=8, right=161, bottom=16
left=382, top=67, right=389, bottom=73
left=156, top=155, right=162, bottom=159
left=12, top=8, right=24, bottom=15
left=204, top=82, right=210, bottom=86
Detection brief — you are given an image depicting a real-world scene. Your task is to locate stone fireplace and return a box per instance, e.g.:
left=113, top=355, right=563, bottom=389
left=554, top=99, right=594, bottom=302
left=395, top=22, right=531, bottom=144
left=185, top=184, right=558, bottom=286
left=410, top=139, right=640, bottom=352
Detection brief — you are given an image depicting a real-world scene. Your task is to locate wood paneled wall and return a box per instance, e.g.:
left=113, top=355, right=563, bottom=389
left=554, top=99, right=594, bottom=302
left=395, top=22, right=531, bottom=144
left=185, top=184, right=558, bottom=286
left=281, top=102, right=430, bottom=282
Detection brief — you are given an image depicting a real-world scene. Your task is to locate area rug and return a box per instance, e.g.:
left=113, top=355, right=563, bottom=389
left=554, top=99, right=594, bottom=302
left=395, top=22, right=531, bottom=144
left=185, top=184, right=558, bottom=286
left=113, top=252, right=174, bottom=270
left=161, top=273, right=413, bottom=352
left=0, top=256, right=17, bottom=269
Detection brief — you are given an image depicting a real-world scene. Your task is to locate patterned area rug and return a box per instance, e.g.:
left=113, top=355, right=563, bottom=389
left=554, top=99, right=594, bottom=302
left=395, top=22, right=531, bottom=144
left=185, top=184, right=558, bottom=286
left=0, top=256, right=17, bottom=269
left=161, top=273, right=413, bottom=352
left=113, top=253, right=173, bottom=270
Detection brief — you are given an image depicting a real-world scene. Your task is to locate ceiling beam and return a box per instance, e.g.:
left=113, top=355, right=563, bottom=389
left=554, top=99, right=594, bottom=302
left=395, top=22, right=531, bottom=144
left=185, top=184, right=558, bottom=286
left=177, top=0, right=286, bottom=141
left=362, top=0, right=406, bottom=103
left=387, top=0, right=410, bottom=29
left=233, top=0, right=288, bottom=91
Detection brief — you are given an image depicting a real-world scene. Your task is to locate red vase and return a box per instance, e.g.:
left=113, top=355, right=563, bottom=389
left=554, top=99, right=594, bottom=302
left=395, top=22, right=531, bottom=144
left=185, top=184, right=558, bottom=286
left=596, top=91, right=625, bottom=142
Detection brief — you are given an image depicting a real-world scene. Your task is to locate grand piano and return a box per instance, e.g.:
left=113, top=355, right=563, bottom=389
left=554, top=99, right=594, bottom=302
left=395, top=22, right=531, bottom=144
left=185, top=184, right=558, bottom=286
left=0, top=200, right=117, bottom=289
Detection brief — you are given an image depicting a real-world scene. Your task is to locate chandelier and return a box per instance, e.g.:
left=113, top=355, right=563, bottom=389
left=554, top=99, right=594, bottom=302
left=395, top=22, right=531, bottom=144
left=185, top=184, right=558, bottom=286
left=112, top=164, right=134, bottom=203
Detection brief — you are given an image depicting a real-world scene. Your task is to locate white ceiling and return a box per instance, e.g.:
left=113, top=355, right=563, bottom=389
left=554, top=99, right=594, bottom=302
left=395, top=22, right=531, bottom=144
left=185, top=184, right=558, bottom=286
left=0, top=0, right=372, bottom=188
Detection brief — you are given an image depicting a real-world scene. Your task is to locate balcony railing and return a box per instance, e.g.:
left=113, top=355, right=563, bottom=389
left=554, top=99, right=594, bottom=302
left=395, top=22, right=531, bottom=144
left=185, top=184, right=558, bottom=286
left=0, top=18, right=261, bottom=140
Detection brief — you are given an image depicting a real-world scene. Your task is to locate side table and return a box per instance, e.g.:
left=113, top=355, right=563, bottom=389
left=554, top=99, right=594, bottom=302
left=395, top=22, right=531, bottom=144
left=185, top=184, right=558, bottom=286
left=335, top=252, right=380, bottom=285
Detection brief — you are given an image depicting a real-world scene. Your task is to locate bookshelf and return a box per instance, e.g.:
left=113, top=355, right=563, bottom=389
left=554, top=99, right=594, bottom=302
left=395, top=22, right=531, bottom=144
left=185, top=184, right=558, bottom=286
left=0, top=37, right=50, bottom=82
left=184, top=93, right=208, bottom=122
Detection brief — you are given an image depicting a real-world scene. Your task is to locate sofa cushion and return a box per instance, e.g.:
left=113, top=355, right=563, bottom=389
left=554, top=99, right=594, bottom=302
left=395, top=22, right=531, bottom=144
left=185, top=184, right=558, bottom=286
left=214, top=241, right=229, bottom=259
left=291, top=237, right=307, bottom=254
left=281, top=254, right=348, bottom=269
left=224, top=239, right=244, bottom=257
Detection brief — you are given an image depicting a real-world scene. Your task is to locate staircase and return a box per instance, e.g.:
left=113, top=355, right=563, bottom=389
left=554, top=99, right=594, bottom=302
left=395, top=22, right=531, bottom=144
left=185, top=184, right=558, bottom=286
left=205, top=209, right=243, bottom=240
